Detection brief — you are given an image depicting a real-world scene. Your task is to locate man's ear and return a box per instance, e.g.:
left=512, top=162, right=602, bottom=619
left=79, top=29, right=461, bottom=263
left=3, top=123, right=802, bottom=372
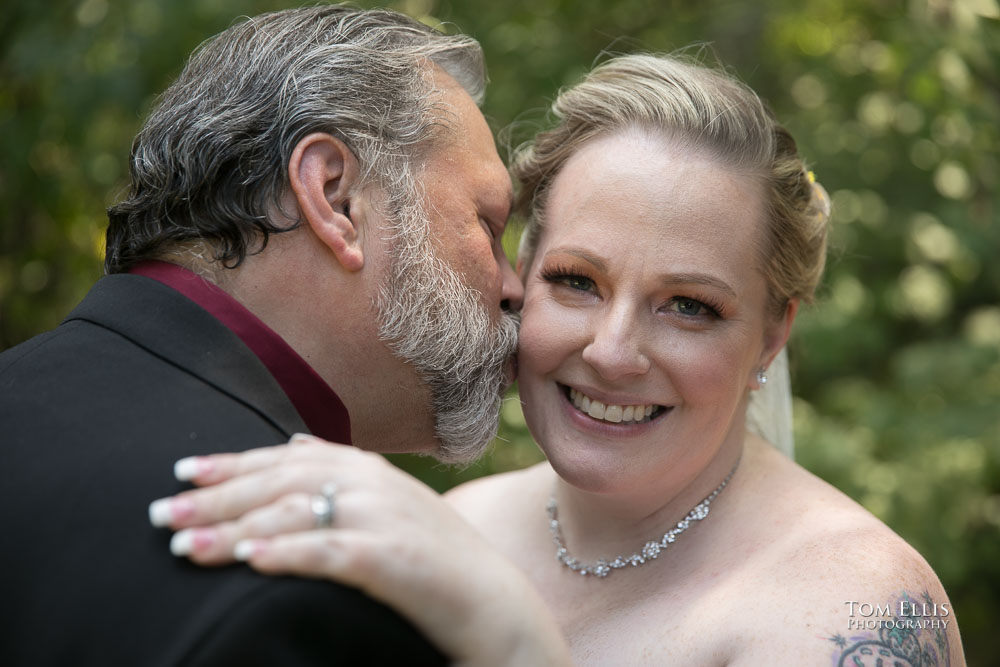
left=754, top=298, right=799, bottom=389
left=288, top=133, right=364, bottom=272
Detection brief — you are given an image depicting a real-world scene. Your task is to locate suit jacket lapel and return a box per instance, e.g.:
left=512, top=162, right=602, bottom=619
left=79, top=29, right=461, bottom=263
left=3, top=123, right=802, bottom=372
left=65, top=274, right=307, bottom=438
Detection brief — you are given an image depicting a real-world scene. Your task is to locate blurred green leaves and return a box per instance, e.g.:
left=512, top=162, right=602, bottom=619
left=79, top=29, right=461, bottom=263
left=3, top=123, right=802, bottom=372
left=2, top=0, right=997, bottom=662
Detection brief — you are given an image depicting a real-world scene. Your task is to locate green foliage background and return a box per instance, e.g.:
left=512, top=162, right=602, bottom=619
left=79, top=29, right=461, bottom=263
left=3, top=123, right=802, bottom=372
left=2, top=0, right=997, bottom=661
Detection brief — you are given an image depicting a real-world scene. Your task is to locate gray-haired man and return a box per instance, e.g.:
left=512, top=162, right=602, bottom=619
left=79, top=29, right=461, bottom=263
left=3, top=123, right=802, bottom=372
left=0, top=5, right=521, bottom=665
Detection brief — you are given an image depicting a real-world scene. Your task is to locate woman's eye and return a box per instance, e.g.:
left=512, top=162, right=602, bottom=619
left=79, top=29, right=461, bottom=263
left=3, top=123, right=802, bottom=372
left=539, top=267, right=598, bottom=295
left=564, top=275, right=593, bottom=291
left=540, top=270, right=596, bottom=293
left=666, top=297, right=716, bottom=317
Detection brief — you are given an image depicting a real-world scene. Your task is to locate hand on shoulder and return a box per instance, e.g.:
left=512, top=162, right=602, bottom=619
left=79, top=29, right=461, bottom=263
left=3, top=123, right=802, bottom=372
left=153, top=436, right=572, bottom=667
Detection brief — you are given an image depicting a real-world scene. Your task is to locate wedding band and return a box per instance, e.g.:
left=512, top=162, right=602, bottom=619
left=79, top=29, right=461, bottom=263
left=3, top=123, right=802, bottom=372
left=310, top=482, right=337, bottom=529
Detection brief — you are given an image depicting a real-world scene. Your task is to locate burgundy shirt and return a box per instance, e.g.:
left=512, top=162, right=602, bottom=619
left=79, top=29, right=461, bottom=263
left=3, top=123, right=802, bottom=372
left=129, top=260, right=351, bottom=444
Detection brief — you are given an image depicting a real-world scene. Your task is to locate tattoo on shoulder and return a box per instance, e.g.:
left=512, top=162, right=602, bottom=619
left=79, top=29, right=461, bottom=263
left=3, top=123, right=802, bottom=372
left=827, top=590, right=951, bottom=667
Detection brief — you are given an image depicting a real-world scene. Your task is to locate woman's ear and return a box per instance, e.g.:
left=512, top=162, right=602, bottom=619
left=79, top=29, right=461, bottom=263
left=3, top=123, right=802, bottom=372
left=754, top=299, right=799, bottom=389
left=288, top=133, right=364, bottom=272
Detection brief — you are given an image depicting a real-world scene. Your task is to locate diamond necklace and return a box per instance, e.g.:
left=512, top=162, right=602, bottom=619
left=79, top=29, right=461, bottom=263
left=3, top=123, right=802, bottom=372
left=546, top=458, right=741, bottom=578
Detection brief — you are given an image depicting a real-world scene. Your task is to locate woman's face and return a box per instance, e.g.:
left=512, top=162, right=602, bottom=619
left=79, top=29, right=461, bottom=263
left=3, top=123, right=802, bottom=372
left=516, top=129, right=791, bottom=494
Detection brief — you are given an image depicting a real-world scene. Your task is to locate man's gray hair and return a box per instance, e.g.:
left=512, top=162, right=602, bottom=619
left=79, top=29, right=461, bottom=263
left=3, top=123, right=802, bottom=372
left=106, top=4, right=485, bottom=273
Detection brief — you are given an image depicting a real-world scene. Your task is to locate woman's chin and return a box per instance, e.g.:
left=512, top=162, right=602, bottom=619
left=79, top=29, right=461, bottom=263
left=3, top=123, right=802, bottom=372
left=544, top=450, right=645, bottom=496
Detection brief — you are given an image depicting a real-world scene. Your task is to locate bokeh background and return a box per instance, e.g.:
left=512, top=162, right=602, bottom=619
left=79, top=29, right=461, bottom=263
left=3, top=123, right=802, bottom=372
left=2, top=0, right=997, bottom=662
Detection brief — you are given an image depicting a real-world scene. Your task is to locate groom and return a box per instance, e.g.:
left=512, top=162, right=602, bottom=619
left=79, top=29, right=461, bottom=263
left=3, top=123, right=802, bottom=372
left=0, top=5, right=520, bottom=666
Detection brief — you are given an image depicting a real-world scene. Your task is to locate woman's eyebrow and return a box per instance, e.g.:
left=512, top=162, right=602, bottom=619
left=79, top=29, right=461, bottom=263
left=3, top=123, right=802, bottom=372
left=659, top=273, right=737, bottom=298
left=544, top=247, right=608, bottom=272
left=544, top=247, right=736, bottom=297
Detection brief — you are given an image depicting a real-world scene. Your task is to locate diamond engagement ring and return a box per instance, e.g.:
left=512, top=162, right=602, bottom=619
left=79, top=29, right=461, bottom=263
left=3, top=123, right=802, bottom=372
left=310, top=482, right=337, bottom=529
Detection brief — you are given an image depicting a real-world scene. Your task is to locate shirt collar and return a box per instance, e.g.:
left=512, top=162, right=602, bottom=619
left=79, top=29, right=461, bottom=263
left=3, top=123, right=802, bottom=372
left=128, top=260, right=351, bottom=444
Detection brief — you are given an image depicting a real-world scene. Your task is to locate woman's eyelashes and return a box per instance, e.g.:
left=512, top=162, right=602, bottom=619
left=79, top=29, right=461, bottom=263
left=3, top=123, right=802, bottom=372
left=540, top=266, right=596, bottom=293
left=662, top=296, right=724, bottom=319
left=539, top=262, right=728, bottom=321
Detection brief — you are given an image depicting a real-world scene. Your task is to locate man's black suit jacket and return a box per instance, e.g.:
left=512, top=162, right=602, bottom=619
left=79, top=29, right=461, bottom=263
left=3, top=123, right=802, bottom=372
left=0, top=274, right=445, bottom=666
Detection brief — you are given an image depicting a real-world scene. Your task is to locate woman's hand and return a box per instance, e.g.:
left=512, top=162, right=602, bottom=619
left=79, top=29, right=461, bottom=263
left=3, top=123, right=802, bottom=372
left=148, top=434, right=572, bottom=667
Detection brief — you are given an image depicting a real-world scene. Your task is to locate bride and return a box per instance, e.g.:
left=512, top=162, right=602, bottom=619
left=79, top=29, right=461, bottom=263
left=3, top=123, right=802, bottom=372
left=152, top=54, right=963, bottom=665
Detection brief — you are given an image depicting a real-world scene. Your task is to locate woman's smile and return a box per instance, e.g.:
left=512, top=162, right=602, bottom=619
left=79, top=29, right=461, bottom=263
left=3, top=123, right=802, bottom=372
left=559, top=382, right=671, bottom=428
left=566, top=384, right=667, bottom=424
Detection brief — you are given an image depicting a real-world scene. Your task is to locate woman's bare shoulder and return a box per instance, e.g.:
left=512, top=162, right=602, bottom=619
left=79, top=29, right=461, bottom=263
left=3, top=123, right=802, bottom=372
left=724, top=439, right=965, bottom=665
left=732, top=529, right=962, bottom=665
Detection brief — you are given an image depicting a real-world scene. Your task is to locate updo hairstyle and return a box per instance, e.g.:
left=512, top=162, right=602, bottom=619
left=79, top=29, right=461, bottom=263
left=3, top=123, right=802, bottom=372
left=512, top=53, right=830, bottom=317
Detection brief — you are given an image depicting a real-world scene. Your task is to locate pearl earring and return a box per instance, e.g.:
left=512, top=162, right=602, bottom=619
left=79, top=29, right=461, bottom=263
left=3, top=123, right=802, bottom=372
left=756, top=368, right=768, bottom=386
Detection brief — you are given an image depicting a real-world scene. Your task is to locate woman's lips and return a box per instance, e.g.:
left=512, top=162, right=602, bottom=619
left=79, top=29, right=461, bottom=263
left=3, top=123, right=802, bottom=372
left=560, top=383, right=669, bottom=425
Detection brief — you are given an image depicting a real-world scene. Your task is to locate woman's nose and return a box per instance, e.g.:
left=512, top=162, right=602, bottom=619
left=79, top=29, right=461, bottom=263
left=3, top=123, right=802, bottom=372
left=581, top=307, right=650, bottom=381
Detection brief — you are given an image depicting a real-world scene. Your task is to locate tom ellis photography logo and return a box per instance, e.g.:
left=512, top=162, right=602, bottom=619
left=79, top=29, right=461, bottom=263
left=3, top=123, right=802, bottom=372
left=828, top=591, right=951, bottom=667
left=844, top=598, right=951, bottom=631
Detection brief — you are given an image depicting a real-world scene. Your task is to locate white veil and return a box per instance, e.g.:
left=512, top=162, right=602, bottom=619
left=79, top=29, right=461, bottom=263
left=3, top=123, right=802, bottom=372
left=746, top=347, right=794, bottom=457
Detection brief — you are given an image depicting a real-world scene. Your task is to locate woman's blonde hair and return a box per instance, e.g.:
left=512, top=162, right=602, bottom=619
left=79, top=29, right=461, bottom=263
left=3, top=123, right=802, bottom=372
left=512, top=53, right=830, bottom=316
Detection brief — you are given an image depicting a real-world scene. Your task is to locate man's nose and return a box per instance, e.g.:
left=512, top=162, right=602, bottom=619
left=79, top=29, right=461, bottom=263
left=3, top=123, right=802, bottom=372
left=499, top=256, right=524, bottom=312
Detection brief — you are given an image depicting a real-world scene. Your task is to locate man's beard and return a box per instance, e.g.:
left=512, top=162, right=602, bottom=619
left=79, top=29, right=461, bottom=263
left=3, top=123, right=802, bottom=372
left=373, top=190, right=520, bottom=464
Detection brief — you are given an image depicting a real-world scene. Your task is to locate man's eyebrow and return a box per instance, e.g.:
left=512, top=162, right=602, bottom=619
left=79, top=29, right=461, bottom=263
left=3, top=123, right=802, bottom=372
left=491, top=190, right=515, bottom=228
left=497, top=190, right=514, bottom=223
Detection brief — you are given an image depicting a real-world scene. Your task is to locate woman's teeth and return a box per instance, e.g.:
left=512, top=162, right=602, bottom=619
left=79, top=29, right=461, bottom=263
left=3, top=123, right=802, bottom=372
left=568, top=387, right=661, bottom=424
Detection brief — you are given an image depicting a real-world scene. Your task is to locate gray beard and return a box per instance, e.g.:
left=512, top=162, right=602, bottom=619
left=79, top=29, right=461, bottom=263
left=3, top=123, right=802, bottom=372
left=374, top=203, right=519, bottom=464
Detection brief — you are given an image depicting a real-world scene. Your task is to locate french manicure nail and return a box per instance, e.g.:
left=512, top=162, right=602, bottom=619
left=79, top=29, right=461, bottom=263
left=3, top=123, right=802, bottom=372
left=174, top=457, right=208, bottom=481
left=149, top=498, right=172, bottom=527
left=234, top=539, right=260, bottom=561
left=147, top=497, right=195, bottom=527
left=170, top=528, right=215, bottom=556
left=170, top=529, right=194, bottom=556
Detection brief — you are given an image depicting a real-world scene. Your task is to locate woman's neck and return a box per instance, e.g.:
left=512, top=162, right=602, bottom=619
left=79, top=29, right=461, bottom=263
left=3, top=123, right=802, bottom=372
left=547, top=432, right=746, bottom=565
